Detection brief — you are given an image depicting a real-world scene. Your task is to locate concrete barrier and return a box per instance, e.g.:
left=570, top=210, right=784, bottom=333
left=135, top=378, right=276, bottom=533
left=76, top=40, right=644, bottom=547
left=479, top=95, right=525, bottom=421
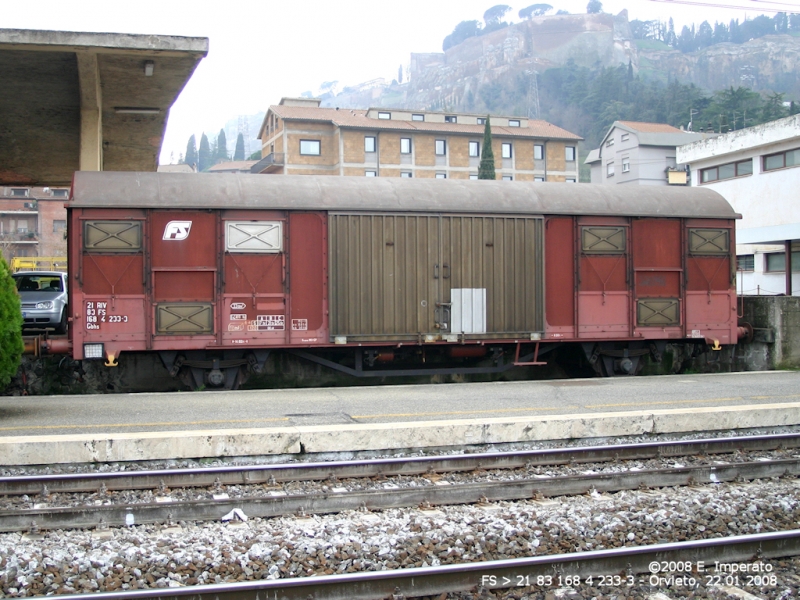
left=0, top=402, right=798, bottom=466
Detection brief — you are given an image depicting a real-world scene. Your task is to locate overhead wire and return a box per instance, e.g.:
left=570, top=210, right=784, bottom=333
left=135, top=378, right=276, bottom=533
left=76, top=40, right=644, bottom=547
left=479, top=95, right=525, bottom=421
left=649, top=0, right=800, bottom=14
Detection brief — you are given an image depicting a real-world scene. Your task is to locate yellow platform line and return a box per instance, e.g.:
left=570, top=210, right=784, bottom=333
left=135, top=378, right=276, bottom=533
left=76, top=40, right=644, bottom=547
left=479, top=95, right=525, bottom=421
left=0, top=417, right=289, bottom=433
left=353, top=407, right=560, bottom=419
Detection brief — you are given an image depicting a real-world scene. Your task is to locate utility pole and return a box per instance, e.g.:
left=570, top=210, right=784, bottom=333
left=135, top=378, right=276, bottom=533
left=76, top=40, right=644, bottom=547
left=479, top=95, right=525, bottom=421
left=689, top=108, right=698, bottom=131
left=525, top=70, right=540, bottom=120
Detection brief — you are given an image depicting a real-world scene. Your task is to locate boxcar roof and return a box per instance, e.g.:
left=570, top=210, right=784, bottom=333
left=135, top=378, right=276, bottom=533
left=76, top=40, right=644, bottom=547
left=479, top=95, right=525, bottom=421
left=71, top=172, right=740, bottom=219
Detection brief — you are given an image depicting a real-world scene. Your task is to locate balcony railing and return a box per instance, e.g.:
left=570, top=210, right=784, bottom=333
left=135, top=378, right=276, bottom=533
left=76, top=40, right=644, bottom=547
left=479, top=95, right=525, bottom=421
left=264, top=152, right=285, bottom=165
left=0, top=232, right=38, bottom=242
left=250, top=153, right=285, bottom=173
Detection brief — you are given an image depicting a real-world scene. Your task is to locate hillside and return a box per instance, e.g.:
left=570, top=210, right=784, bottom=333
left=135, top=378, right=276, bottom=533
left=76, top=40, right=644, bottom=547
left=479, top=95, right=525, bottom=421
left=321, top=10, right=800, bottom=151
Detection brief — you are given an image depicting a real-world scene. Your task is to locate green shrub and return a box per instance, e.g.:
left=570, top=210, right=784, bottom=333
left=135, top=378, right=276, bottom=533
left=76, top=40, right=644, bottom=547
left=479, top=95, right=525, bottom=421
left=0, top=258, right=23, bottom=389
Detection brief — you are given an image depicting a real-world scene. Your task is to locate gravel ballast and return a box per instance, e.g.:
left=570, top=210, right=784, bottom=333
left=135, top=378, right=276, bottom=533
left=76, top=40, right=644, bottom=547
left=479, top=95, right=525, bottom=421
left=1, top=479, right=798, bottom=598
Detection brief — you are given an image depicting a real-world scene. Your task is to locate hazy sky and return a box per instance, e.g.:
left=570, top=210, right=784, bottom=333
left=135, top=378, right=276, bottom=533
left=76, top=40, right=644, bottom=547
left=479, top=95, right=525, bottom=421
left=3, top=0, right=796, bottom=163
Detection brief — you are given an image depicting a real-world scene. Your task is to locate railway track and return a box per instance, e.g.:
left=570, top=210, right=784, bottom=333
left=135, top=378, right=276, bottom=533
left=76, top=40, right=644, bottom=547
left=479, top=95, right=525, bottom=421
left=2, top=434, right=798, bottom=533
left=20, top=530, right=800, bottom=600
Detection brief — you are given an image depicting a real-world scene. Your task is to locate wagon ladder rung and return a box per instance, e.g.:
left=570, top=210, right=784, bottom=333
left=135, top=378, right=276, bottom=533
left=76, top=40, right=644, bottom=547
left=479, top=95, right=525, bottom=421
left=513, top=341, right=547, bottom=366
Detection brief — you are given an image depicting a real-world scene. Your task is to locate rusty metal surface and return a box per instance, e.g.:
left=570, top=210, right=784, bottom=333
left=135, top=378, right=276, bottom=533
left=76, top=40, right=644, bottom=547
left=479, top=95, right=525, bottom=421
left=70, top=172, right=741, bottom=219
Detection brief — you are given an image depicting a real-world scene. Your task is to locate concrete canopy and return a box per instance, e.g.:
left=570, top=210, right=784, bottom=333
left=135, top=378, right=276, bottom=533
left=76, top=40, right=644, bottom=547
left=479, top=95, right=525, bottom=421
left=0, top=29, right=208, bottom=186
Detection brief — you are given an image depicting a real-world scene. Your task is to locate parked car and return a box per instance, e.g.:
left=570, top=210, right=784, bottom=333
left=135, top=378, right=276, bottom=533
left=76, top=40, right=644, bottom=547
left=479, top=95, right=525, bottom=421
left=12, top=271, right=68, bottom=334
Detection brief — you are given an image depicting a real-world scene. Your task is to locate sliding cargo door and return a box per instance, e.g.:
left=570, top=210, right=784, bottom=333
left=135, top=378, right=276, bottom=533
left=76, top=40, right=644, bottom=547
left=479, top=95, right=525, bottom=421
left=440, top=216, right=543, bottom=337
left=329, top=214, right=440, bottom=340
left=329, top=213, right=543, bottom=341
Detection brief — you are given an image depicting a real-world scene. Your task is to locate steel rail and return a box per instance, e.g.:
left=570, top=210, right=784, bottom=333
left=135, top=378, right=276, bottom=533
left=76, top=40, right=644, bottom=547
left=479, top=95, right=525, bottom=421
left=3, top=458, right=798, bottom=533
left=34, top=530, right=800, bottom=600
left=1, top=432, right=797, bottom=496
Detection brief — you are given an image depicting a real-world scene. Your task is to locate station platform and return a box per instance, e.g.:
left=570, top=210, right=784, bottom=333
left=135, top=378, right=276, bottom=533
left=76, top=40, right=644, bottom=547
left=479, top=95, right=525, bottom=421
left=1, top=371, right=799, bottom=466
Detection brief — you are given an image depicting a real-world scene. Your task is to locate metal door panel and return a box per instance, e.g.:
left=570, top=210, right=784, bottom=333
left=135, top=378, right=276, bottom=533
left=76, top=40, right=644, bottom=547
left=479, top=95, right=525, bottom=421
left=329, top=214, right=438, bottom=339
left=441, top=215, right=543, bottom=336
left=577, top=292, right=630, bottom=337
left=577, top=217, right=630, bottom=338
left=150, top=211, right=218, bottom=336
left=632, top=219, right=683, bottom=336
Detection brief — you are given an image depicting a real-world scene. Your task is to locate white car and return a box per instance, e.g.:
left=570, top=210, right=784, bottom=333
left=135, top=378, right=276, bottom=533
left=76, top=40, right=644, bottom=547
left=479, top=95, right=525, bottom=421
left=13, top=271, right=69, bottom=334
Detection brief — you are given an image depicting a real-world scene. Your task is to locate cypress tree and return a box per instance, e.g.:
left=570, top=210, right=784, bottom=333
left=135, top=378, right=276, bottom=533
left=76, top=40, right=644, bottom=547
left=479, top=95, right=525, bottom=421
left=184, top=134, right=198, bottom=169
left=234, top=133, right=245, bottom=161
left=216, top=128, right=228, bottom=162
left=0, top=258, right=23, bottom=389
left=478, top=116, right=496, bottom=180
left=198, top=133, right=212, bottom=172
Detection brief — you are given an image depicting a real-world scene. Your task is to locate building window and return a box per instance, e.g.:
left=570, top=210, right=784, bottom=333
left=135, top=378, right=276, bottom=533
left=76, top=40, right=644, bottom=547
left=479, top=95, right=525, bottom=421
left=501, top=143, right=512, bottom=159
left=763, top=148, right=800, bottom=172
left=622, top=157, right=630, bottom=173
left=299, top=140, right=321, bottom=155
left=365, top=170, right=377, bottom=177
left=445, top=115, right=457, bottom=123
left=700, top=159, right=752, bottom=183
left=412, top=114, right=424, bottom=121
left=737, top=255, right=754, bottom=271
left=378, top=112, right=391, bottom=120
left=502, top=175, right=513, bottom=181
left=469, top=174, right=478, bottom=180
left=51, top=189, right=69, bottom=198
left=435, top=173, right=447, bottom=179
left=607, top=162, right=615, bottom=177
left=10, top=188, right=29, bottom=197
left=508, top=119, right=520, bottom=127
left=534, top=145, right=544, bottom=160
left=400, top=138, right=412, bottom=154
left=435, top=140, right=446, bottom=156
left=401, top=172, right=412, bottom=178
left=766, top=251, right=800, bottom=272
left=364, top=136, right=376, bottom=153
left=469, top=141, right=480, bottom=157
left=477, top=118, right=486, bottom=125
left=565, top=146, right=576, bottom=162
left=621, top=133, right=629, bottom=141
left=534, top=176, right=545, bottom=182
left=53, top=220, right=66, bottom=233
left=606, top=138, right=614, bottom=147
left=566, top=178, right=576, bottom=183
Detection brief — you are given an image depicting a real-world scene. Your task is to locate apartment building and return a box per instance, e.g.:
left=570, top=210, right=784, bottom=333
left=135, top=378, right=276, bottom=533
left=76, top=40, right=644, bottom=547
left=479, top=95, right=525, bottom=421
left=585, top=121, right=709, bottom=185
left=0, top=186, right=69, bottom=264
left=253, top=98, right=582, bottom=181
left=677, top=115, right=800, bottom=296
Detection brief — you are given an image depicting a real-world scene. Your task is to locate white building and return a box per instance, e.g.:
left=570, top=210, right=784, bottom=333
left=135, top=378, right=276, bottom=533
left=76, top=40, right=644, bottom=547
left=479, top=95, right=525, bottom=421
left=585, top=121, right=709, bottom=186
left=677, top=115, right=800, bottom=296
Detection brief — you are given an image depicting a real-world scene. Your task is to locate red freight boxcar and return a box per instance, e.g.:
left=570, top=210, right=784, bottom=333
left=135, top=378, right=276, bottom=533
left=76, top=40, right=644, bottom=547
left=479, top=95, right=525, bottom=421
left=67, top=172, right=743, bottom=388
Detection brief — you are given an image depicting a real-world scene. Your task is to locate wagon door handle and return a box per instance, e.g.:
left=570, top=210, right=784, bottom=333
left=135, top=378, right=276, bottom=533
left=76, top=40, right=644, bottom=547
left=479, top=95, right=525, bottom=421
left=434, top=263, right=439, bottom=279
left=443, top=263, right=450, bottom=279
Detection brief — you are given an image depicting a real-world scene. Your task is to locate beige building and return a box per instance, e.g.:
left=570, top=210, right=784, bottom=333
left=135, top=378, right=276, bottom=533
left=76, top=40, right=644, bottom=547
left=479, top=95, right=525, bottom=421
left=254, top=98, right=582, bottom=182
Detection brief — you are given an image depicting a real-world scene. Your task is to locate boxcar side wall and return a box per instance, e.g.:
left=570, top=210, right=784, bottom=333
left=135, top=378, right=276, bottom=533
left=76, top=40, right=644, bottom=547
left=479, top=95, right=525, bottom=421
left=70, top=208, right=329, bottom=360
left=541, top=215, right=738, bottom=346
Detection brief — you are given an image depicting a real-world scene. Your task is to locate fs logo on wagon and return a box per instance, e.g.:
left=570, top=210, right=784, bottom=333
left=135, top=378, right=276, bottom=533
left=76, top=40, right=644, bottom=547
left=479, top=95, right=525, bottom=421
left=163, top=221, right=192, bottom=240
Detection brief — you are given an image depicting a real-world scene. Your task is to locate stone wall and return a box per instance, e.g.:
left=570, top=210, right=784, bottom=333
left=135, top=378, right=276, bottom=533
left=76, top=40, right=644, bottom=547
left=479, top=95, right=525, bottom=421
left=741, top=296, right=800, bottom=369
